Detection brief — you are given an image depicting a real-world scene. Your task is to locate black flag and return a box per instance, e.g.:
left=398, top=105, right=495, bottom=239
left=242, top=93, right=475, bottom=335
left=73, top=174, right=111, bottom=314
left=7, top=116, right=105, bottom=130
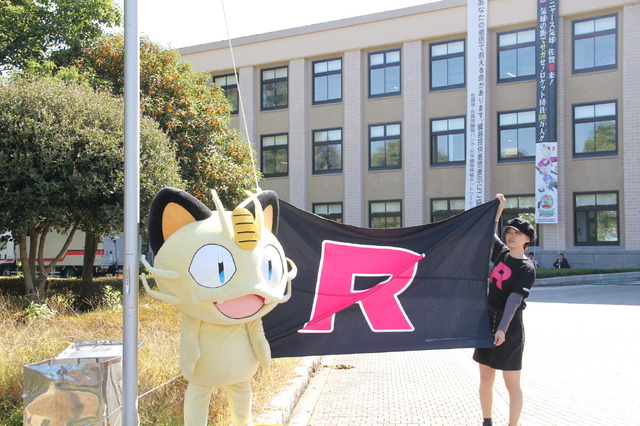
left=263, top=199, right=499, bottom=357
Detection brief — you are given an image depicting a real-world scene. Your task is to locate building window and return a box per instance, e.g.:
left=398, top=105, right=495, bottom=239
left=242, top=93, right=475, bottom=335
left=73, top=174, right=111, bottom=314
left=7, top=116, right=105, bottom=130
left=498, top=110, right=536, bottom=161
left=430, top=39, right=465, bottom=90
left=498, top=28, right=535, bottom=82
left=369, top=49, right=401, bottom=98
left=431, top=117, right=465, bottom=165
left=499, top=195, right=539, bottom=246
left=261, top=66, right=288, bottom=110
left=313, top=128, right=342, bottom=174
left=574, top=192, right=619, bottom=245
left=431, top=198, right=464, bottom=222
left=313, top=202, right=343, bottom=223
left=573, top=101, right=617, bottom=156
left=369, top=200, right=402, bottom=229
left=573, top=14, right=617, bottom=73
left=369, top=123, right=401, bottom=170
left=313, top=58, right=342, bottom=104
left=261, top=134, right=288, bottom=177
left=213, top=74, right=238, bottom=114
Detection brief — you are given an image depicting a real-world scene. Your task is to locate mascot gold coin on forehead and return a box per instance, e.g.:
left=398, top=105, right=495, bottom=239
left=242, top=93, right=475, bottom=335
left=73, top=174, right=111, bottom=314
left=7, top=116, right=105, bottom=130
left=141, top=187, right=297, bottom=426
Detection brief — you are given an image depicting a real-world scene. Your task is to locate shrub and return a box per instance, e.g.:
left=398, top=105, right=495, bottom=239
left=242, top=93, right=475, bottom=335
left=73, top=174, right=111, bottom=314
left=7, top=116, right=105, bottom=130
left=0, top=276, right=153, bottom=307
left=535, top=267, right=639, bottom=279
left=24, top=301, right=58, bottom=321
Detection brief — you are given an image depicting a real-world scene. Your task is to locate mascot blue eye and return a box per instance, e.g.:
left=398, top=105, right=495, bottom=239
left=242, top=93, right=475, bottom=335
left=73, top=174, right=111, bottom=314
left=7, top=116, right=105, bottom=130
left=261, top=245, right=284, bottom=287
left=189, top=244, right=237, bottom=288
left=218, top=262, right=225, bottom=282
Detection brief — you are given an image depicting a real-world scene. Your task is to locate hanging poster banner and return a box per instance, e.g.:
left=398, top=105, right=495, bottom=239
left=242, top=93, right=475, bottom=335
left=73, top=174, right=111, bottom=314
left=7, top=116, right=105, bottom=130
left=535, top=0, right=559, bottom=223
left=535, top=142, right=559, bottom=223
left=465, top=0, right=488, bottom=210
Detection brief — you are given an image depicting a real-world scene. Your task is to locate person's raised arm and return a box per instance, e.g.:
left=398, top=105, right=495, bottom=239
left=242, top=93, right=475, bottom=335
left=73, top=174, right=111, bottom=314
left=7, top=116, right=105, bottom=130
left=493, top=194, right=507, bottom=239
left=495, top=193, right=506, bottom=222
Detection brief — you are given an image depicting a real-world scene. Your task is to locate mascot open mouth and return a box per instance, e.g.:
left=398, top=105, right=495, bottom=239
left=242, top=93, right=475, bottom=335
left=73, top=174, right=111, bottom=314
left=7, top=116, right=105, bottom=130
left=214, top=295, right=265, bottom=319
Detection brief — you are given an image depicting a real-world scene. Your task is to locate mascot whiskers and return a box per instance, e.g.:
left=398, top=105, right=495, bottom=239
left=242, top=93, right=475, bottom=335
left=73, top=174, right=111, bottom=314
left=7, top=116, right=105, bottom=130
left=141, top=187, right=296, bottom=426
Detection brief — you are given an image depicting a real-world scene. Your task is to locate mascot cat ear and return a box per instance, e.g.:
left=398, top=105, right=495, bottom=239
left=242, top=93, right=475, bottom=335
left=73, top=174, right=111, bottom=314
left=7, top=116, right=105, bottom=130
left=148, top=187, right=212, bottom=255
left=239, top=190, right=280, bottom=235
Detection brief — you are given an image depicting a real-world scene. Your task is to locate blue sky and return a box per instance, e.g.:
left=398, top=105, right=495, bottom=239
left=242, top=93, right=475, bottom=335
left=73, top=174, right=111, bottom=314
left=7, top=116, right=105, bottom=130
left=116, top=0, right=440, bottom=48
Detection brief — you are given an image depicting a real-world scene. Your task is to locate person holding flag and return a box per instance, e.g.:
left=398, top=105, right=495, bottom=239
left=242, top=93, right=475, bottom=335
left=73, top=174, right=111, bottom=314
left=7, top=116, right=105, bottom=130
left=473, top=194, right=536, bottom=426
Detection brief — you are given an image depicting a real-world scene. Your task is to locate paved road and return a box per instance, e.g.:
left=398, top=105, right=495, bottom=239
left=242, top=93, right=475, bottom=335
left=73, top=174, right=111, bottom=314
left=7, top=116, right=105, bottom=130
left=288, top=284, right=640, bottom=426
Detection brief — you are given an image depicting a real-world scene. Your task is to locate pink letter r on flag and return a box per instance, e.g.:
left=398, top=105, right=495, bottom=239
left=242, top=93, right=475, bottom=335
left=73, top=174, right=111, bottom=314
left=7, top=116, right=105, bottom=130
left=299, top=241, right=424, bottom=333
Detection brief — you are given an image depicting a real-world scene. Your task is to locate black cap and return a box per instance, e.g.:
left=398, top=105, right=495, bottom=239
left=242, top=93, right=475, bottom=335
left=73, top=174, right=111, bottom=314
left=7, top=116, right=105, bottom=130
left=503, top=217, right=536, bottom=242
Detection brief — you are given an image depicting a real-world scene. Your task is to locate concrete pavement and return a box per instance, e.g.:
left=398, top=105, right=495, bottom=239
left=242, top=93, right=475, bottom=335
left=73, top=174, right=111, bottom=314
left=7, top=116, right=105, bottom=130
left=281, top=284, right=640, bottom=426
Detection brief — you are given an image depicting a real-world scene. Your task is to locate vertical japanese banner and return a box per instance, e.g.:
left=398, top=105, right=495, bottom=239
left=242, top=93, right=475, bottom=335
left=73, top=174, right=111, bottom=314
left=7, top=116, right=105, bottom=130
left=465, top=0, right=487, bottom=210
left=535, top=0, right=559, bottom=223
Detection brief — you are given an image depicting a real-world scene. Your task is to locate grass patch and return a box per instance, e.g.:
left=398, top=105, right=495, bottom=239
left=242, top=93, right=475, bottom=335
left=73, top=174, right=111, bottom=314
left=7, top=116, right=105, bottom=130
left=535, top=267, right=639, bottom=279
left=0, top=291, right=300, bottom=425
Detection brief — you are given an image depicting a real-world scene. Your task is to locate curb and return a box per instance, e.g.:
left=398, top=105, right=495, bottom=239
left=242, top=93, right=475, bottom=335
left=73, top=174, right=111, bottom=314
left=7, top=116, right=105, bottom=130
left=255, top=356, right=322, bottom=425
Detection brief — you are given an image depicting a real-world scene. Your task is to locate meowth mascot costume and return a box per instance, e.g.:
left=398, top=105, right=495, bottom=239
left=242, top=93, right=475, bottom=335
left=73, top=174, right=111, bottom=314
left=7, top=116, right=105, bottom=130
left=141, top=187, right=297, bottom=426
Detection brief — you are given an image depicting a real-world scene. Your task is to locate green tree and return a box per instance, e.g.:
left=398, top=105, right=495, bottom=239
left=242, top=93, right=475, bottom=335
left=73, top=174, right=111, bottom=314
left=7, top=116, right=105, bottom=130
left=584, top=122, right=616, bottom=153
left=0, top=0, right=122, bottom=70
left=74, top=34, right=259, bottom=209
left=0, top=76, right=182, bottom=299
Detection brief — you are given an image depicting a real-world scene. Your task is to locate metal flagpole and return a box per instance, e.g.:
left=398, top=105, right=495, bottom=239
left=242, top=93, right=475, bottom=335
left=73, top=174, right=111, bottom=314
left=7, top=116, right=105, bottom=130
left=123, top=0, right=140, bottom=424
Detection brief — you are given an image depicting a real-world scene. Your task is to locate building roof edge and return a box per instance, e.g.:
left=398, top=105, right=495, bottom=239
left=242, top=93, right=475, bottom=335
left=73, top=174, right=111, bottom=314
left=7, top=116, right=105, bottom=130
left=179, top=0, right=466, bottom=54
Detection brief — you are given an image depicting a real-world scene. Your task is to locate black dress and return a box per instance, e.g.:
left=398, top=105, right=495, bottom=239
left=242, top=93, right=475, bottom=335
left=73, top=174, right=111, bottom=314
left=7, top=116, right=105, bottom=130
left=473, top=240, right=536, bottom=371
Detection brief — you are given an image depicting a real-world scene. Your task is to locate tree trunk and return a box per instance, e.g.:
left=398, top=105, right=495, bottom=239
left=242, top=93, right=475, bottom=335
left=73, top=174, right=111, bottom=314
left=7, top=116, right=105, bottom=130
left=19, top=234, right=38, bottom=301
left=28, top=232, right=38, bottom=296
left=18, top=220, right=84, bottom=301
left=34, top=220, right=82, bottom=299
left=35, top=222, right=52, bottom=298
left=79, top=231, right=99, bottom=310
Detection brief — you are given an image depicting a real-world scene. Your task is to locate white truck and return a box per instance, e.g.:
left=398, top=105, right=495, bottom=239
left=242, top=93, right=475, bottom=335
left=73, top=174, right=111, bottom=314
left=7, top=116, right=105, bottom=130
left=0, top=230, right=126, bottom=278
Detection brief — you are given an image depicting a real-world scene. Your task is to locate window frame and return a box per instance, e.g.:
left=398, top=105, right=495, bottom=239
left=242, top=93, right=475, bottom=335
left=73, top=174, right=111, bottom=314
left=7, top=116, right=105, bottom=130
left=572, top=100, right=618, bottom=158
left=572, top=14, right=618, bottom=74
left=430, top=116, right=466, bottom=166
left=312, top=127, right=343, bottom=174
left=498, top=194, right=540, bottom=247
left=430, top=197, right=465, bottom=223
left=212, top=73, right=239, bottom=114
left=429, top=38, right=466, bottom=91
left=368, top=122, right=402, bottom=171
left=261, top=66, right=289, bottom=111
left=312, top=202, right=344, bottom=223
left=312, top=57, right=342, bottom=105
left=497, top=108, right=536, bottom=163
left=573, top=191, right=620, bottom=246
left=260, top=133, right=289, bottom=178
left=368, top=48, right=402, bottom=98
left=497, top=28, right=536, bottom=83
left=369, top=199, right=403, bottom=229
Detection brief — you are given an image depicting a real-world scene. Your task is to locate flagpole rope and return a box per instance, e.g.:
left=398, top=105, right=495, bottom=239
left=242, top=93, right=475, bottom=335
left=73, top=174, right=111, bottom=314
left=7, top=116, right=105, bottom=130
left=81, top=407, right=122, bottom=426
left=219, top=0, right=261, bottom=193
left=77, top=373, right=184, bottom=426
left=137, top=373, right=183, bottom=399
